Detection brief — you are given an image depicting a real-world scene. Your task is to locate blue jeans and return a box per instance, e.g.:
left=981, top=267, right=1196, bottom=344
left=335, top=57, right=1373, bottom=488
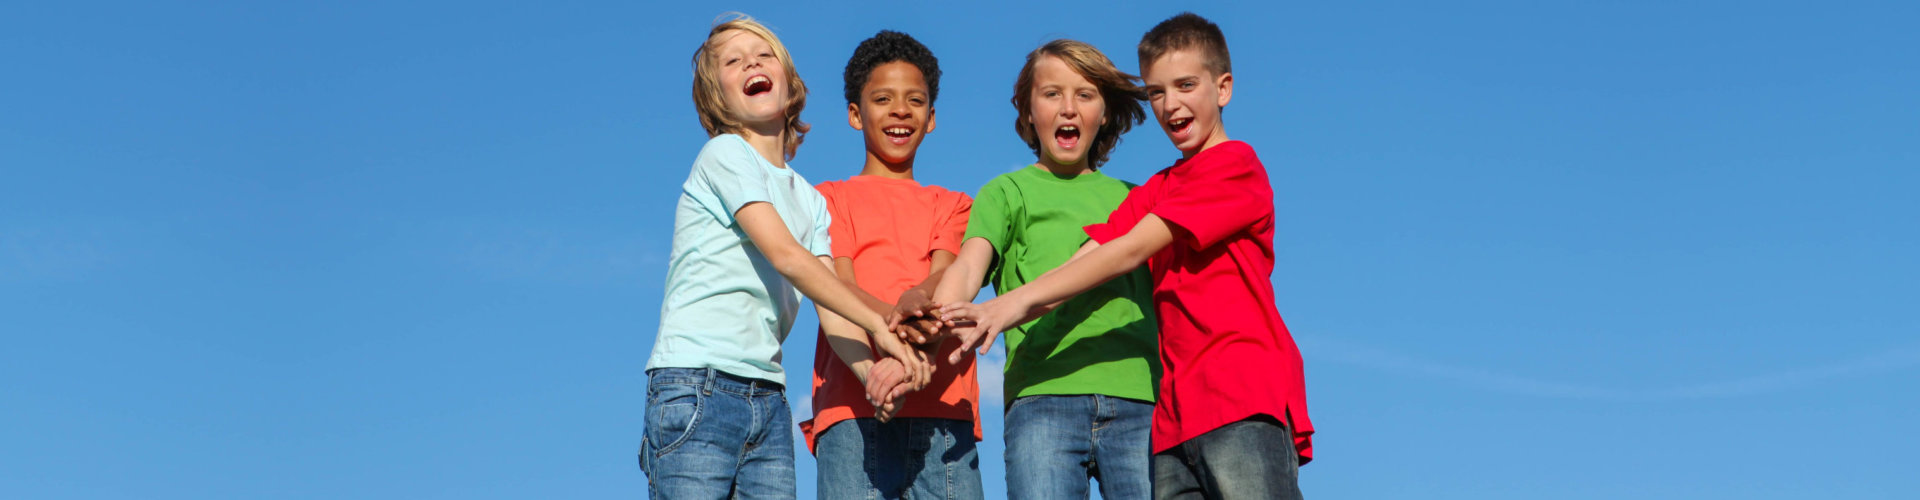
left=638, top=367, right=796, bottom=500
left=1151, top=416, right=1303, bottom=500
left=814, top=417, right=982, bottom=499
left=1004, top=395, right=1154, bottom=500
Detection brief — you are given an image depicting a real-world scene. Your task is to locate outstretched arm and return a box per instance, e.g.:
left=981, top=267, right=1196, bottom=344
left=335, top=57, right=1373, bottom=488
left=939, top=214, right=1173, bottom=350
left=830, top=257, right=933, bottom=391
left=926, top=238, right=1001, bottom=363
left=736, top=202, right=891, bottom=335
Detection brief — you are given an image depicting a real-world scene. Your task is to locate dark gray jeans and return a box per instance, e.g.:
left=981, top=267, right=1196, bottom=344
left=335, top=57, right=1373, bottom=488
left=1150, top=416, right=1303, bottom=500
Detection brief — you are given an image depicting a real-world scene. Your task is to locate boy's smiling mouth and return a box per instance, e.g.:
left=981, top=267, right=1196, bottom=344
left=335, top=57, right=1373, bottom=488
left=1167, top=117, right=1193, bottom=136
left=1053, top=124, right=1081, bottom=150
left=743, top=75, right=773, bottom=96
left=882, top=125, right=916, bottom=145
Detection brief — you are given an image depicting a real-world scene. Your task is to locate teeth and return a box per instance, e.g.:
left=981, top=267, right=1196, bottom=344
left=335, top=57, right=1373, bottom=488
left=1060, top=125, right=1077, bottom=132
left=747, top=76, right=770, bottom=86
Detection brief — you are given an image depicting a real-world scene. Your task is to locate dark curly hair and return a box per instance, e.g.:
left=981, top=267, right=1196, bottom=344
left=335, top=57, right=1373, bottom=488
left=843, top=30, right=941, bottom=106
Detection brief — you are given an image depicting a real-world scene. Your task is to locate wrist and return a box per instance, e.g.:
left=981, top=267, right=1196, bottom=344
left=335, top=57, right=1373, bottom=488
left=1000, top=288, right=1038, bottom=311
left=850, top=359, right=875, bottom=384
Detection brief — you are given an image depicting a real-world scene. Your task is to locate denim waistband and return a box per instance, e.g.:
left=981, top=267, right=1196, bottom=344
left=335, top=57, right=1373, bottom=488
left=647, top=367, right=785, bottom=396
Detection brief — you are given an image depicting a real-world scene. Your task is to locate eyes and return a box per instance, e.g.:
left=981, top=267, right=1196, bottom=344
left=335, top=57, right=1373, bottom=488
left=1041, top=89, right=1097, bottom=100
left=871, top=95, right=928, bottom=106
left=1146, top=80, right=1201, bottom=98
left=722, top=51, right=776, bottom=67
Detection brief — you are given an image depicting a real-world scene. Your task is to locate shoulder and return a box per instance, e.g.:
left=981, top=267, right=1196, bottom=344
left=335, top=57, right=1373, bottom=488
left=1087, top=171, right=1140, bottom=192
left=695, top=134, right=753, bottom=160
left=814, top=178, right=845, bottom=199
left=977, top=169, right=1031, bottom=195
left=914, top=182, right=970, bottom=202
left=791, top=169, right=825, bottom=199
left=926, top=184, right=973, bottom=212
left=1205, top=141, right=1265, bottom=174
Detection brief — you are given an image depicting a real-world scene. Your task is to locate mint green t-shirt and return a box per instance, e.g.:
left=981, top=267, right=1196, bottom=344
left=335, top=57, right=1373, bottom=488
left=964, top=166, right=1160, bottom=402
left=646, top=134, right=833, bottom=385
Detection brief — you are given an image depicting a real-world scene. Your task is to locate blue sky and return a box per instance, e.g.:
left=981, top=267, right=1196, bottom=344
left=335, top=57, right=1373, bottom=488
left=3, top=1, right=1917, bottom=498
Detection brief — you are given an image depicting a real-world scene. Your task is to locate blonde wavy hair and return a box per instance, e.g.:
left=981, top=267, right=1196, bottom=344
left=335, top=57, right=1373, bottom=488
left=690, top=13, right=810, bottom=162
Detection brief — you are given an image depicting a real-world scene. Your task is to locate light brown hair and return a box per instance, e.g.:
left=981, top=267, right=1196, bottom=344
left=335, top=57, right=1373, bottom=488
left=1010, top=39, right=1146, bottom=169
left=690, top=13, right=810, bottom=161
left=1138, top=12, right=1231, bottom=77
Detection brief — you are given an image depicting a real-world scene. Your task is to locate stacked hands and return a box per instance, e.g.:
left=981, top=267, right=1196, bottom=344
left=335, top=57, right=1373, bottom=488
left=861, top=289, right=1024, bottom=423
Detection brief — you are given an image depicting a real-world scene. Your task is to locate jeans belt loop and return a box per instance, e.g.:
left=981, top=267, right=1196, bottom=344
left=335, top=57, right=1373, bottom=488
left=702, top=366, right=716, bottom=396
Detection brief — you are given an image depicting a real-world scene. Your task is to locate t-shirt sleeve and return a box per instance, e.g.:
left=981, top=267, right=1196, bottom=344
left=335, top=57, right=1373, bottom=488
left=1149, top=152, right=1272, bottom=250
left=961, top=177, right=1013, bottom=251
left=688, top=136, right=773, bottom=226
left=1084, top=179, right=1156, bottom=245
left=817, top=182, right=857, bottom=259
left=807, top=185, right=834, bottom=258
left=930, top=192, right=973, bottom=256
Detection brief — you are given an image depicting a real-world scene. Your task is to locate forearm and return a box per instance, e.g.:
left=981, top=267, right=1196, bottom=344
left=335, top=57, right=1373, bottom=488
left=817, top=301, right=877, bottom=383
left=931, top=239, right=994, bottom=305
left=772, top=250, right=889, bottom=333
left=999, top=236, right=1154, bottom=319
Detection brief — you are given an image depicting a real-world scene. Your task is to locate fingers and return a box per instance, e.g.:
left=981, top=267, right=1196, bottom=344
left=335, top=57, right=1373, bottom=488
left=910, top=318, right=946, bottom=344
left=896, top=318, right=932, bottom=345
left=885, top=311, right=904, bottom=332
left=910, top=351, right=933, bottom=390
left=936, top=302, right=975, bottom=322
left=946, top=325, right=981, bottom=364
left=976, top=328, right=1001, bottom=357
left=863, top=359, right=904, bottom=406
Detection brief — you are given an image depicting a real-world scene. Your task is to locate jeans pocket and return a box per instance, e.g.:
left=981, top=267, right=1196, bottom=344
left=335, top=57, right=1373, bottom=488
left=1006, top=394, right=1045, bottom=415
left=645, top=383, right=702, bottom=458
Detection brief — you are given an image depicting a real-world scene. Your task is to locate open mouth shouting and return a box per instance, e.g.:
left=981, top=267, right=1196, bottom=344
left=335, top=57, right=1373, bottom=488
left=743, top=74, right=773, bottom=97
left=882, top=125, right=916, bottom=145
left=1166, top=116, right=1193, bottom=137
left=1053, top=124, right=1081, bottom=150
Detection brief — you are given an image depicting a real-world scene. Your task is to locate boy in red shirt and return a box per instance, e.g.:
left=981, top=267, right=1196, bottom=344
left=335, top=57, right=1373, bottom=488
left=939, top=12, right=1312, bottom=499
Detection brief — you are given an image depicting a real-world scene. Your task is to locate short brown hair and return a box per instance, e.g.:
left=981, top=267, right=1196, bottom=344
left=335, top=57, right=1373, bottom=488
left=1138, top=12, right=1231, bottom=77
left=691, top=13, right=810, bottom=162
left=1010, top=39, right=1146, bottom=169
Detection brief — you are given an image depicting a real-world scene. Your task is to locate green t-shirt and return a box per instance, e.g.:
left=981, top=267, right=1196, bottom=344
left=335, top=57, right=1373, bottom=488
left=964, top=166, right=1160, bottom=403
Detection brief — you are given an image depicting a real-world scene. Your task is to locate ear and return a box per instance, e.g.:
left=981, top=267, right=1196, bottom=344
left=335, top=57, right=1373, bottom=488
left=925, top=108, right=937, bottom=134
left=848, top=102, right=864, bottom=131
left=1215, top=72, right=1233, bottom=108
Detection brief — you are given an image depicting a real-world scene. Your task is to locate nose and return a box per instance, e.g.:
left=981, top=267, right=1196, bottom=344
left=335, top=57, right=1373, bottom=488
left=1061, top=98, right=1080, bottom=119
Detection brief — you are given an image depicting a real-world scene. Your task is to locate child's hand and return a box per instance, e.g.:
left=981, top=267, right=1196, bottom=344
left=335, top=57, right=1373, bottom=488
left=938, top=298, right=1024, bottom=365
left=886, top=290, right=945, bottom=345
left=864, top=357, right=912, bottom=422
left=870, top=322, right=935, bottom=391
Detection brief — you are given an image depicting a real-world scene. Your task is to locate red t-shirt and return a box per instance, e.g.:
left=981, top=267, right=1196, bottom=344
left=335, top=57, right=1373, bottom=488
left=799, top=175, right=980, bottom=453
left=1083, top=141, right=1314, bottom=463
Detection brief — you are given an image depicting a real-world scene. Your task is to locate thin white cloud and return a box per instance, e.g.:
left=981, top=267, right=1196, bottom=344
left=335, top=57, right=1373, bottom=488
left=0, top=226, right=114, bottom=281
left=1300, top=334, right=1920, bottom=401
left=976, top=346, right=1007, bottom=408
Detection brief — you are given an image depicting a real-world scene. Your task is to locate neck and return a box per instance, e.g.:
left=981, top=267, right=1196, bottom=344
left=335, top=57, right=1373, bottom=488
left=1182, top=129, right=1231, bottom=160
left=1034, top=156, right=1092, bottom=177
left=859, top=152, right=914, bottom=180
left=738, top=121, right=788, bottom=168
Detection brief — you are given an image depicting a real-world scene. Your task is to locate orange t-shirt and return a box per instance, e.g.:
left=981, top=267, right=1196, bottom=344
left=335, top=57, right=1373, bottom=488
left=799, top=175, right=979, bottom=452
